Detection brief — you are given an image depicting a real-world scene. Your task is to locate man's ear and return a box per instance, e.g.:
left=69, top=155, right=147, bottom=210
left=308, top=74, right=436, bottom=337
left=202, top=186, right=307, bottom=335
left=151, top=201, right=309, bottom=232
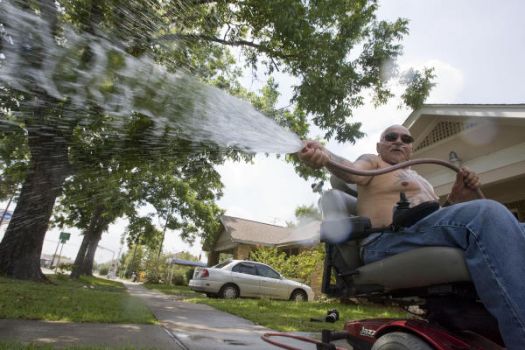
left=376, top=142, right=380, bottom=153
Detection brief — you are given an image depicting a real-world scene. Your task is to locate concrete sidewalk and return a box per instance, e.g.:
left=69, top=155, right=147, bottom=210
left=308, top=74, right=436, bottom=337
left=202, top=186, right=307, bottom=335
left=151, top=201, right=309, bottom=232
left=0, top=319, right=182, bottom=349
left=124, top=282, right=351, bottom=350
left=124, top=282, right=291, bottom=349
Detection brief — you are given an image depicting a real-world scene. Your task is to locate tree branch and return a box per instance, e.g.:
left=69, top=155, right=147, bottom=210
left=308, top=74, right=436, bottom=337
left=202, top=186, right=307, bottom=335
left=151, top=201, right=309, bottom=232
left=157, top=33, right=294, bottom=60
left=186, top=0, right=218, bottom=4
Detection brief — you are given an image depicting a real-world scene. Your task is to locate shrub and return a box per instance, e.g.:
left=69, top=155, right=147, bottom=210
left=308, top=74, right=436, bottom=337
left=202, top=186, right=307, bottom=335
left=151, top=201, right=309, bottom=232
left=57, top=263, right=73, bottom=273
left=98, top=266, right=109, bottom=276
left=185, top=268, right=195, bottom=283
left=171, top=273, right=186, bottom=286
left=249, top=246, right=325, bottom=285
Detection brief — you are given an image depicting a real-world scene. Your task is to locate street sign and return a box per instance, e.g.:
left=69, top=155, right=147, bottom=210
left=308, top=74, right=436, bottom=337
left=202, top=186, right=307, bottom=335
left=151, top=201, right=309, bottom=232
left=59, top=232, right=71, bottom=243
left=0, top=210, right=12, bottom=221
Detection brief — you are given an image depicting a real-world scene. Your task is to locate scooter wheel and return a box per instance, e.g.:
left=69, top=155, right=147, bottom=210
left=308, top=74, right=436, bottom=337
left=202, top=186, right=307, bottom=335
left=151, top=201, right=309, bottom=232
left=371, top=332, right=433, bottom=350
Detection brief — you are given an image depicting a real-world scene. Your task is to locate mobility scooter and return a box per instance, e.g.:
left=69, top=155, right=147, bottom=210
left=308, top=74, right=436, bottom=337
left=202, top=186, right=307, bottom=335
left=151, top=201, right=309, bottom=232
left=316, top=174, right=505, bottom=349
left=263, top=164, right=505, bottom=350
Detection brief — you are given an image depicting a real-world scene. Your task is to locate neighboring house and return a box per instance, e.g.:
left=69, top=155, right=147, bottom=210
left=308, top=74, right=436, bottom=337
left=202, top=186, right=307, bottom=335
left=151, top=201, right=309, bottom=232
left=207, top=215, right=320, bottom=266
left=404, top=104, right=525, bottom=220
left=40, top=253, right=73, bottom=268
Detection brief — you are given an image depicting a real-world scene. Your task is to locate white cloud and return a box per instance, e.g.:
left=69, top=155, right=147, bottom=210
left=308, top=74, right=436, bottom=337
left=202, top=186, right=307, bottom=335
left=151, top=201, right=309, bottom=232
left=400, top=59, right=465, bottom=103
left=217, top=155, right=319, bottom=226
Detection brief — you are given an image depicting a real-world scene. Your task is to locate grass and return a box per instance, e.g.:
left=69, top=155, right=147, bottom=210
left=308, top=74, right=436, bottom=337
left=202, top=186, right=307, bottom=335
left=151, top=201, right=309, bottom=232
left=0, top=275, right=156, bottom=324
left=144, top=284, right=410, bottom=332
left=143, top=283, right=201, bottom=299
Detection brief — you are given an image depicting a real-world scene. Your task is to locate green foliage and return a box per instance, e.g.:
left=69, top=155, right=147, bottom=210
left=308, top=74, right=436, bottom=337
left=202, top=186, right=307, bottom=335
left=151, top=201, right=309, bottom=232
left=400, top=67, right=436, bottom=110
left=170, top=273, right=186, bottom=286
left=294, top=204, right=322, bottom=223
left=185, top=268, right=195, bottom=283
left=98, top=266, right=109, bottom=276
left=58, top=263, right=73, bottom=272
left=120, top=247, right=198, bottom=286
left=249, top=246, right=324, bottom=284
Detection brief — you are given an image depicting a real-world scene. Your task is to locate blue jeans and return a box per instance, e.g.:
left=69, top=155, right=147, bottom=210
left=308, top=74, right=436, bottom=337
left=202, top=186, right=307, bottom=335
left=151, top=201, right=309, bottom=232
left=362, top=199, right=525, bottom=350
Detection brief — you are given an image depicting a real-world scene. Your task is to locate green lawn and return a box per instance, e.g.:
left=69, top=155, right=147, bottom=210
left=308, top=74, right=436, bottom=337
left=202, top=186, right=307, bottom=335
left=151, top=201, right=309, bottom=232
left=144, top=284, right=410, bottom=332
left=0, top=275, right=156, bottom=324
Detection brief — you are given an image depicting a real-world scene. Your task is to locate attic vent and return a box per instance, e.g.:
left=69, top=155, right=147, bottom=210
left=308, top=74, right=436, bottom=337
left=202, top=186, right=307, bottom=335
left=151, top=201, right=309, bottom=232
left=415, top=121, right=476, bottom=151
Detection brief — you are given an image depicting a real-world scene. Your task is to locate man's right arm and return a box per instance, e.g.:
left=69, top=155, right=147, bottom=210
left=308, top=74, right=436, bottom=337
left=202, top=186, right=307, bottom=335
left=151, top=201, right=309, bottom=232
left=326, top=152, right=379, bottom=186
left=298, top=141, right=378, bottom=185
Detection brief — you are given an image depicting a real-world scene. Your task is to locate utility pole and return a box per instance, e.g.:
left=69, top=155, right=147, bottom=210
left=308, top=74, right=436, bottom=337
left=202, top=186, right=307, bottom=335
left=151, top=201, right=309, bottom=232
left=50, top=240, right=61, bottom=267
left=157, top=207, right=173, bottom=261
left=54, top=232, right=71, bottom=273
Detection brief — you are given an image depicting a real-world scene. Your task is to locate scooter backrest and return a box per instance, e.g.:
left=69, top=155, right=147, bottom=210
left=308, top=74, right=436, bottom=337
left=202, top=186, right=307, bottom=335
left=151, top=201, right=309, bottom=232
left=320, top=175, right=358, bottom=220
left=320, top=189, right=358, bottom=220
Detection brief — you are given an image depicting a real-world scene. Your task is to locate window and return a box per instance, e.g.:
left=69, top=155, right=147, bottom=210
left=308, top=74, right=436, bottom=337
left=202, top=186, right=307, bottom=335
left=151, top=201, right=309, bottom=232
left=213, top=260, right=231, bottom=269
left=256, top=264, right=281, bottom=279
left=232, top=263, right=257, bottom=275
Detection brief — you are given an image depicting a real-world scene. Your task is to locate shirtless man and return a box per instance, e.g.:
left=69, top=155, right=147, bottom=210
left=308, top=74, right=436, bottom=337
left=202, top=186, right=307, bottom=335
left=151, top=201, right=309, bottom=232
left=299, top=124, right=525, bottom=350
left=300, top=124, right=479, bottom=227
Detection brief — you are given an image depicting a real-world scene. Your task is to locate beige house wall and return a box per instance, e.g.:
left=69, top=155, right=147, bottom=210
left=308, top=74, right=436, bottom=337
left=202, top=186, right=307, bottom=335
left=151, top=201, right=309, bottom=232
left=234, top=244, right=253, bottom=260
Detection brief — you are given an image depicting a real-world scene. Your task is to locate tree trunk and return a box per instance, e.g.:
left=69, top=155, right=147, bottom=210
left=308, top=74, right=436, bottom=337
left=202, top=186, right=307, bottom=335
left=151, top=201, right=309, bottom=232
left=70, top=205, right=108, bottom=278
left=79, top=233, right=103, bottom=275
left=0, top=126, right=70, bottom=281
left=70, top=233, right=90, bottom=279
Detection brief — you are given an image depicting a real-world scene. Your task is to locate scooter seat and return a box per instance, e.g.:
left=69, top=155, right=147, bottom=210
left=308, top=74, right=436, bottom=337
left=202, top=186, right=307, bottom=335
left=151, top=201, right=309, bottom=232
left=353, top=247, right=470, bottom=292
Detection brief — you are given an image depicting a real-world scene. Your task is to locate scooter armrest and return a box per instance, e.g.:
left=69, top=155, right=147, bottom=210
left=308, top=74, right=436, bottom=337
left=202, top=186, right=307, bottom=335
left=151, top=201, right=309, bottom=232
left=320, top=217, right=373, bottom=243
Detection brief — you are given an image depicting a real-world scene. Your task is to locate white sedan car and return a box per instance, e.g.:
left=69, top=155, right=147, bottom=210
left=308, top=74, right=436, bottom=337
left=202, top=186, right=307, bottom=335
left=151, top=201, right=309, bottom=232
left=189, top=260, right=314, bottom=301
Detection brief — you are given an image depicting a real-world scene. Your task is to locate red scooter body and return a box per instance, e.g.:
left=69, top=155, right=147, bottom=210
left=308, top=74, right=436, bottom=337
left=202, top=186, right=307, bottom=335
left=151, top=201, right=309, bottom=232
left=343, top=318, right=504, bottom=350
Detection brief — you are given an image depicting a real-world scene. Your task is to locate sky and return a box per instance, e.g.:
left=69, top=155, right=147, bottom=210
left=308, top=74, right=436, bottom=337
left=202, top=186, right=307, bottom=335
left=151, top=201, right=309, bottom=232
left=1, top=0, right=524, bottom=264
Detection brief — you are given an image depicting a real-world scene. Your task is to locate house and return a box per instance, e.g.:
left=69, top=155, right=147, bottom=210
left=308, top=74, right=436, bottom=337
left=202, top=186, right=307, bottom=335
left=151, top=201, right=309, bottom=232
left=404, top=104, right=525, bottom=220
left=40, top=253, right=73, bottom=268
left=206, top=215, right=320, bottom=266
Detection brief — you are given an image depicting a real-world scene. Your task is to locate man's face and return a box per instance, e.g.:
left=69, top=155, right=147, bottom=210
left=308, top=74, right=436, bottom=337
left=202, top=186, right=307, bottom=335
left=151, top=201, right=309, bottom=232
left=376, top=126, right=414, bottom=164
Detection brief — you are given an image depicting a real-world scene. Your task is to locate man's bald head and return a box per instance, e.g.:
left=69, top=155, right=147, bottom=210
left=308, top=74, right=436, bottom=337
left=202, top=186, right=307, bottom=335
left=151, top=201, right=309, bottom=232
left=376, top=124, right=414, bottom=164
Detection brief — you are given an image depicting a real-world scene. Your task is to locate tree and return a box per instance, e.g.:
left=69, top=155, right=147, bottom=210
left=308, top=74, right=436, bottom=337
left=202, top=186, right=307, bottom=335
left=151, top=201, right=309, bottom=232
left=295, top=204, right=322, bottom=223
left=1, top=0, right=433, bottom=280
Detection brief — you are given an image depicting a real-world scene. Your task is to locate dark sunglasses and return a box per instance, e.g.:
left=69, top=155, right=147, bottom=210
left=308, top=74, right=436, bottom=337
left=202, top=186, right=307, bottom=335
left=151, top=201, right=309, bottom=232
left=383, top=132, right=414, bottom=144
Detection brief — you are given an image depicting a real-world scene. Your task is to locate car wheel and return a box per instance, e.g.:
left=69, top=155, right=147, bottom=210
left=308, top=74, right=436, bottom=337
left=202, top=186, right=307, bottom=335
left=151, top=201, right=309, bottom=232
left=371, top=332, right=433, bottom=350
left=219, top=284, right=239, bottom=299
left=290, top=289, right=307, bottom=302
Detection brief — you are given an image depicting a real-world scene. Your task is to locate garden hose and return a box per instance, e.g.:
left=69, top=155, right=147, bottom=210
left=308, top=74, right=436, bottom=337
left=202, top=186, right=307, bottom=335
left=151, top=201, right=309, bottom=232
left=326, top=158, right=485, bottom=199
left=261, top=332, right=347, bottom=350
